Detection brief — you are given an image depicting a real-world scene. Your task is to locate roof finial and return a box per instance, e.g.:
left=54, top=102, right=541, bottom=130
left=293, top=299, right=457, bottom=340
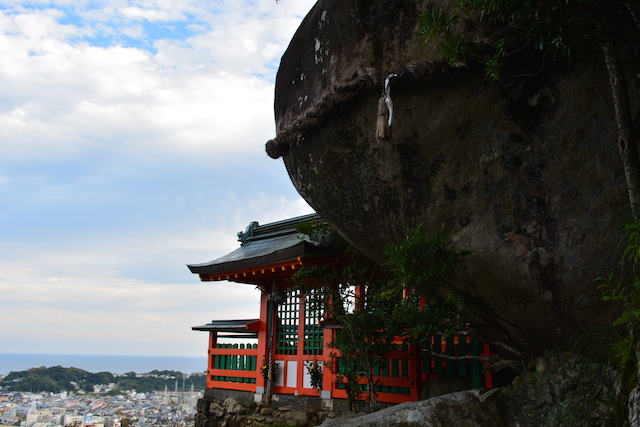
left=238, top=221, right=259, bottom=244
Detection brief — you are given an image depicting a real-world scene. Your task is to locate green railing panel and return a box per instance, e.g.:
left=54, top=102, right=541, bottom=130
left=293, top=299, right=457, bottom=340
left=238, top=344, right=247, bottom=382
left=374, top=384, right=409, bottom=395
left=381, top=359, right=389, bottom=377
left=232, top=344, right=238, bottom=381
left=334, top=356, right=412, bottom=396
left=445, top=336, right=455, bottom=375
left=458, top=337, right=467, bottom=376
left=433, top=337, right=442, bottom=374
left=421, top=331, right=486, bottom=390
left=470, top=331, right=480, bottom=389
left=211, top=342, right=258, bottom=383
left=391, top=359, right=399, bottom=378
left=303, top=324, right=324, bottom=355
left=276, top=290, right=300, bottom=355
left=304, top=288, right=324, bottom=355
left=401, top=358, right=409, bottom=378
left=213, top=353, right=219, bottom=380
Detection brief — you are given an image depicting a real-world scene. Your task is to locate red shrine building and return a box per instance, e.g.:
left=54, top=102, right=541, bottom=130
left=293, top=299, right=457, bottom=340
left=189, top=213, right=492, bottom=408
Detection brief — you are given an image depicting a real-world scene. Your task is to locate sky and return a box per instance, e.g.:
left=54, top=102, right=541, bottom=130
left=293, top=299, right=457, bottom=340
left=0, top=0, right=318, bottom=358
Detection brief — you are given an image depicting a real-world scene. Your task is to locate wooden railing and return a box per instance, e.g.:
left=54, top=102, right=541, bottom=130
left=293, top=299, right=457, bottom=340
left=330, top=331, right=493, bottom=404
left=207, top=343, right=259, bottom=392
left=422, top=330, right=493, bottom=389
left=203, top=333, right=493, bottom=399
left=331, top=347, right=421, bottom=404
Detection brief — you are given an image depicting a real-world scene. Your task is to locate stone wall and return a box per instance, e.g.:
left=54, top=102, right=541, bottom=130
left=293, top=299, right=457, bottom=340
left=194, top=390, right=341, bottom=427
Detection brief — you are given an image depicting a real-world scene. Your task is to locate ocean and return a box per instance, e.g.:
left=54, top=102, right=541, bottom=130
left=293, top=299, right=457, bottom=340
left=0, top=353, right=207, bottom=376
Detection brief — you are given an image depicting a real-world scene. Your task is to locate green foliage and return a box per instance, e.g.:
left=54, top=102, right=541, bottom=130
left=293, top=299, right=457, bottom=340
left=260, top=358, right=280, bottom=384
left=295, top=219, right=396, bottom=408
left=597, top=222, right=640, bottom=365
left=1, top=366, right=116, bottom=393
left=383, top=225, right=472, bottom=340
left=293, top=221, right=473, bottom=409
left=295, top=219, right=351, bottom=252
left=415, top=7, right=474, bottom=67
left=569, top=325, right=629, bottom=366
left=383, top=225, right=470, bottom=292
left=329, top=297, right=399, bottom=409
left=294, top=219, right=384, bottom=316
left=415, top=7, right=459, bottom=41
left=415, top=0, right=640, bottom=81
left=305, top=358, right=323, bottom=390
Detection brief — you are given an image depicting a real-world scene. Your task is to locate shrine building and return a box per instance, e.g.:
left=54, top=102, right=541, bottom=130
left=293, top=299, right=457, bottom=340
left=188, top=213, right=492, bottom=410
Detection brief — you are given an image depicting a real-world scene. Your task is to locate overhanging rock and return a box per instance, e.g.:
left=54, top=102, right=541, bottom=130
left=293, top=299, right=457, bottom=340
left=269, top=0, right=635, bottom=357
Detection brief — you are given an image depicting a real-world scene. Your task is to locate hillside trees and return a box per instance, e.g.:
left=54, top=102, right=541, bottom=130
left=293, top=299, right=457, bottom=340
left=1, top=366, right=114, bottom=392
left=0, top=367, right=204, bottom=393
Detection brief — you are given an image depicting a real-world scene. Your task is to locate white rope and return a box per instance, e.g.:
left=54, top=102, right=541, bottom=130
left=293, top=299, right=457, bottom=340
left=384, top=73, right=398, bottom=127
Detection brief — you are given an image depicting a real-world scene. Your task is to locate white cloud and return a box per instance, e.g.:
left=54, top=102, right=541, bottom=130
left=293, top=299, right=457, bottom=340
left=0, top=0, right=318, bottom=357
left=118, top=6, right=177, bottom=22
left=0, top=271, right=261, bottom=356
left=0, top=1, right=312, bottom=165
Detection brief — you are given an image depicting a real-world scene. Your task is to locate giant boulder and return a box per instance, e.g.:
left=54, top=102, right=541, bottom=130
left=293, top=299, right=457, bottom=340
left=268, top=0, right=636, bottom=357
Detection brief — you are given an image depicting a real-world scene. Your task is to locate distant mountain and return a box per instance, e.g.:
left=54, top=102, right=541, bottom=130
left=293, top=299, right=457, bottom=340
left=0, top=366, right=205, bottom=393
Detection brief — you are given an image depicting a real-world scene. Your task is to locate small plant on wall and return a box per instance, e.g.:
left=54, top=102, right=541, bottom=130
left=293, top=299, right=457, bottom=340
left=260, top=359, right=279, bottom=384
left=306, top=359, right=323, bottom=390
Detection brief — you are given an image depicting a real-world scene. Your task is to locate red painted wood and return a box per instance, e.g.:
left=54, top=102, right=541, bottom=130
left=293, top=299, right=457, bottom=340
left=209, top=348, right=259, bottom=356
left=208, top=369, right=256, bottom=378
left=206, top=379, right=256, bottom=392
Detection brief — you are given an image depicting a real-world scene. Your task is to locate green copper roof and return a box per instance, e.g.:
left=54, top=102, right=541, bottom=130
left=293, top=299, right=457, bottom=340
left=191, top=319, right=260, bottom=339
left=187, top=213, right=333, bottom=278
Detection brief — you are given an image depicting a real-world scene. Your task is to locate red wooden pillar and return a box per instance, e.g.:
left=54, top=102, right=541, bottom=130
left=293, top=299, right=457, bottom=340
left=482, top=343, right=493, bottom=389
left=354, top=284, right=365, bottom=312
left=408, top=341, right=422, bottom=401
left=321, top=327, right=335, bottom=395
left=207, top=331, right=218, bottom=389
left=322, top=284, right=338, bottom=396
left=256, top=290, right=271, bottom=388
left=402, top=286, right=426, bottom=308
left=296, top=290, right=307, bottom=394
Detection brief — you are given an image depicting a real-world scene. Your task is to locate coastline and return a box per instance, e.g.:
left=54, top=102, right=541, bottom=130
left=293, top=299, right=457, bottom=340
left=0, top=352, right=207, bottom=375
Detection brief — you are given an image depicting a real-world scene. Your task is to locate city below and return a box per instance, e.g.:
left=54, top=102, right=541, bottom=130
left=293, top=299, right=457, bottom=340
left=0, top=372, right=203, bottom=427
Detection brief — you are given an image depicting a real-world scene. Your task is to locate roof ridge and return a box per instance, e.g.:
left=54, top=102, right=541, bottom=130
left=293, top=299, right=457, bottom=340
left=237, top=212, right=321, bottom=244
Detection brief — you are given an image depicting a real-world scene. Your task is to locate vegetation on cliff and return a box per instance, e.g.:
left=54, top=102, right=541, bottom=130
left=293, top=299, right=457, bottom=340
left=415, top=0, right=640, bottom=219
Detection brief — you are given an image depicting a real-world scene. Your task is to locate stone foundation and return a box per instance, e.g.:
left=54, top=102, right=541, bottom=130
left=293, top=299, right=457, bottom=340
left=195, top=390, right=344, bottom=427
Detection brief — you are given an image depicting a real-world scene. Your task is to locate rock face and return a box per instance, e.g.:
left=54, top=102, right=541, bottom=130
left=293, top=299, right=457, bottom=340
left=497, top=351, right=624, bottom=426
left=319, top=390, right=502, bottom=427
left=317, top=351, right=624, bottom=427
left=270, top=0, right=637, bottom=356
left=194, top=396, right=337, bottom=426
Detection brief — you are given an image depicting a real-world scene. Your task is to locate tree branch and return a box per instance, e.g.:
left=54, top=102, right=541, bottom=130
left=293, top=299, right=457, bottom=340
left=602, top=39, right=640, bottom=221
left=423, top=349, right=494, bottom=362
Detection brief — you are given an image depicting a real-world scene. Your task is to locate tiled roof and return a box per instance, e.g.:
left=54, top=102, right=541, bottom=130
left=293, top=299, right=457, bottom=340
left=187, top=213, right=334, bottom=281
